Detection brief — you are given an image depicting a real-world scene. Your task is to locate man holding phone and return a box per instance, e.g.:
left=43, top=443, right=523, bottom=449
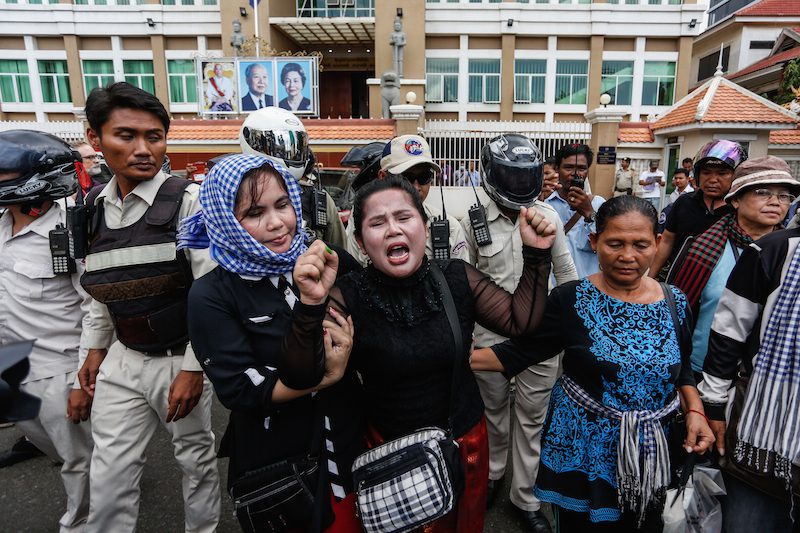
left=543, top=143, right=605, bottom=278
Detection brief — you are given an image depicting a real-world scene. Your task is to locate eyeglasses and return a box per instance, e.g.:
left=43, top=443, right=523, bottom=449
left=82, top=155, right=100, bottom=162
left=390, top=170, right=434, bottom=186
left=749, top=188, right=796, bottom=205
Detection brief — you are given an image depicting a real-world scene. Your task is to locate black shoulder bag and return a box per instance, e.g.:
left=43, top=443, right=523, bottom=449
left=229, top=401, right=330, bottom=533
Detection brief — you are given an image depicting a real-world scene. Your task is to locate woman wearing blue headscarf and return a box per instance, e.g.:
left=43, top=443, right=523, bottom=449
left=179, top=154, right=364, bottom=532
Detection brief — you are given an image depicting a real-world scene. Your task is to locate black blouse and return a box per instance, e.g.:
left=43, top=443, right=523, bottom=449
left=187, top=245, right=364, bottom=490
left=288, top=247, right=552, bottom=441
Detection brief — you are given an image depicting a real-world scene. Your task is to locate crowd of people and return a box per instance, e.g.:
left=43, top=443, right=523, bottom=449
left=1, top=81, right=800, bottom=533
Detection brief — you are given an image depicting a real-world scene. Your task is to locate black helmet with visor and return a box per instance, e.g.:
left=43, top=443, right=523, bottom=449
left=0, top=130, right=81, bottom=206
left=481, top=134, right=544, bottom=210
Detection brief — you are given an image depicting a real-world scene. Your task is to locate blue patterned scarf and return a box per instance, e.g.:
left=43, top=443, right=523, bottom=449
left=177, top=154, right=307, bottom=277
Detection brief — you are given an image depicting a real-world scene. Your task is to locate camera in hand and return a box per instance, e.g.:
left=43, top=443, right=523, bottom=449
left=570, top=177, right=585, bottom=191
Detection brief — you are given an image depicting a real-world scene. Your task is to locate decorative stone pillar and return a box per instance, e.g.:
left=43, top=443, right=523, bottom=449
left=391, top=92, right=424, bottom=136
left=584, top=107, right=626, bottom=200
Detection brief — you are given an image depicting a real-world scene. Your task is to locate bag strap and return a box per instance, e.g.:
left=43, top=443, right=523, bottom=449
left=430, top=261, right=463, bottom=434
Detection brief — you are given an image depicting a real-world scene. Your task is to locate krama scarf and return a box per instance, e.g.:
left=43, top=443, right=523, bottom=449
left=671, top=213, right=752, bottom=312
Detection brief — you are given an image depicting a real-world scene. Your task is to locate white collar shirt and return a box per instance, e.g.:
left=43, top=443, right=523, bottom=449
left=0, top=200, right=92, bottom=383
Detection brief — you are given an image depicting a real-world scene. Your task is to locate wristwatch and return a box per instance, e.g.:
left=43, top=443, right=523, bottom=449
left=584, top=211, right=596, bottom=224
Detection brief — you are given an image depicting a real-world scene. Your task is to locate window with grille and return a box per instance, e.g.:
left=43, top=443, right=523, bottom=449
left=123, top=60, right=155, bottom=94
left=555, top=60, right=588, bottom=105
left=0, top=60, right=32, bottom=103
left=600, top=61, right=633, bottom=105
left=468, top=59, right=500, bottom=104
left=514, top=59, right=546, bottom=104
left=83, top=60, right=114, bottom=94
left=168, top=59, right=198, bottom=104
left=39, top=60, right=71, bottom=103
left=642, top=61, right=676, bottom=106
left=426, top=58, right=459, bottom=103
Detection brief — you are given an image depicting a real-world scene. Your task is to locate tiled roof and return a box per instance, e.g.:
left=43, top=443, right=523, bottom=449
left=651, top=74, right=797, bottom=131
left=727, top=46, right=800, bottom=80
left=618, top=122, right=654, bottom=143
left=737, top=0, right=800, bottom=17
left=167, top=119, right=395, bottom=142
left=651, top=91, right=706, bottom=130
left=770, top=129, right=800, bottom=144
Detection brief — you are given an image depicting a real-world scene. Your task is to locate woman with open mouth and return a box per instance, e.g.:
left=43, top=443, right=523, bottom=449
left=285, top=176, right=557, bottom=532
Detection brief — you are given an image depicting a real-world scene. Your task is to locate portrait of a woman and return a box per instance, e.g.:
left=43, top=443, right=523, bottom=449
left=278, top=62, right=312, bottom=112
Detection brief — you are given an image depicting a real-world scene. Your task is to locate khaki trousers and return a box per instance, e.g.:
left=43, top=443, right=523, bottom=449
left=474, top=355, right=560, bottom=511
left=85, top=343, right=220, bottom=533
left=18, top=371, right=93, bottom=533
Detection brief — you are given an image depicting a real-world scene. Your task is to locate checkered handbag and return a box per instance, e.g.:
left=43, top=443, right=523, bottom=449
left=352, top=427, right=458, bottom=533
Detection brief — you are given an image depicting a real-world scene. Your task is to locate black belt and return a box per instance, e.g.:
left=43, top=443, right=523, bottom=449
left=144, top=343, right=188, bottom=357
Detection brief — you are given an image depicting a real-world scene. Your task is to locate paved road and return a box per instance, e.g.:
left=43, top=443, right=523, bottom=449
left=0, top=395, right=551, bottom=532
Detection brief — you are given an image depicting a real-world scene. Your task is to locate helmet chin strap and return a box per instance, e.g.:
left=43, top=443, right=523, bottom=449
left=20, top=201, right=46, bottom=218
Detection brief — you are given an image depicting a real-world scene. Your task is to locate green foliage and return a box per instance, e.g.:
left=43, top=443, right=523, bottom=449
left=777, top=57, right=800, bottom=105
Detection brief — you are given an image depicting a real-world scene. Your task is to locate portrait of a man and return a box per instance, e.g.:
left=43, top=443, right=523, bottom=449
left=239, top=61, right=274, bottom=112
left=202, top=61, right=236, bottom=113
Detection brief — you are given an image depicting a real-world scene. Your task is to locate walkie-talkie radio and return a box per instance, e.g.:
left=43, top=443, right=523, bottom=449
left=49, top=224, right=76, bottom=274
left=312, top=188, right=328, bottom=229
left=431, top=186, right=451, bottom=260
left=468, top=176, right=492, bottom=246
left=431, top=218, right=450, bottom=260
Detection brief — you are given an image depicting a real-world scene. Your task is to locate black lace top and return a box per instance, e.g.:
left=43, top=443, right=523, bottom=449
left=287, top=247, right=551, bottom=440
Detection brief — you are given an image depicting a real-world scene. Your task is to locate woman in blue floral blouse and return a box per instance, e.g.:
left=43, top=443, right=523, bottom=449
left=471, top=195, right=715, bottom=532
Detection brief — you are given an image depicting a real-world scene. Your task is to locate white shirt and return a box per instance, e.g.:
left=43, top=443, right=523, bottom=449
left=639, top=169, right=665, bottom=199
left=0, top=200, right=92, bottom=383
left=80, top=171, right=216, bottom=373
left=667, top=183, right=694, bottom=206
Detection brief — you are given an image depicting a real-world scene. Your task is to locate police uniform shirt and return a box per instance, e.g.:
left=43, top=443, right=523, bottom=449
left=461, top=199, right=578, bottom=349
left=81, top=171, right=215, bottom=373
left=0, top=199, right=92, bottom=383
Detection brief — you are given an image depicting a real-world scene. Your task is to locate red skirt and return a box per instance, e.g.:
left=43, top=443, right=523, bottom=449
left=365, top=418, right=489, bottom=533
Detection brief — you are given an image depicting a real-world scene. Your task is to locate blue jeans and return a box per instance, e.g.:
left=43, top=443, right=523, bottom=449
left=644, top=196, right=661, bottom=212
left=721, top=472, right=798, bottom=533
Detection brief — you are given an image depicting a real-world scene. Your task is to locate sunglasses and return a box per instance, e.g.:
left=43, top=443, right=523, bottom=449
left=390, top=169, right=434, bottom=186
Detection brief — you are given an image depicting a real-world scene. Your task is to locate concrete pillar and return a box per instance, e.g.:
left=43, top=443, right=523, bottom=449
left=584, top=107, right=626, bottom=200
left=391, top=103, right=422, bottom=136
left=675, top=36, right=693, bottom=101
left=150, top=35, right=170, bottom=110
left=371, top=1, right=426, bottom=118
left=64, top=35, right=86, bottom=112
left=587, top=35, right=604, bottom=112
left=500, top=34, right=515, bottom=121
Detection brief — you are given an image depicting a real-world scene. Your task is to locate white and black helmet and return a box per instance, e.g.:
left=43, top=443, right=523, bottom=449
left=480, top=134, right=543, bottom=210
left=239, top=106, right=310, bottom=181
left=0, top=130, right=80, bottom=206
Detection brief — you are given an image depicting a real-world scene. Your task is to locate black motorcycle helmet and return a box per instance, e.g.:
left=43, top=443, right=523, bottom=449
left=341, top=142, right=386, bottom=191
left=481, top=134, right=543, bottom=210
left=0, top=130, right=80, bottom=206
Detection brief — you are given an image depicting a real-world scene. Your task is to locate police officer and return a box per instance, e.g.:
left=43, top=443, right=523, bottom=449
left=344, top=134, right=470, bottom=265
left=0, top=130, right=94, bottom=532
left=239, top=107, right=346, bottom=248
left=77, top=82, right=220, bottom=533
left=461, top=135, right=577, bottom=533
